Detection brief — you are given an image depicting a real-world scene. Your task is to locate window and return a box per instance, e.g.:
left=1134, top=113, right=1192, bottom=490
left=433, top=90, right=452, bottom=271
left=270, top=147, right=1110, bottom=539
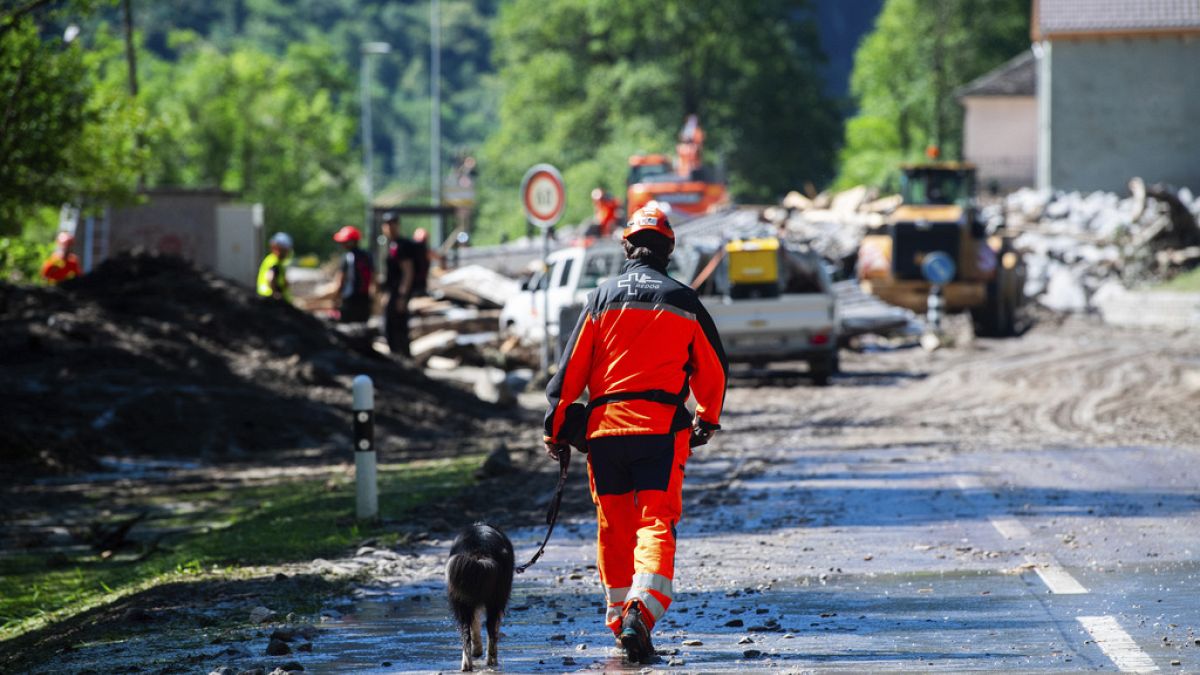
left=627, top=161, right=673, bottom=185
left=580, top=252, right=619, bottom=289
left=557, top=258, right=575, bottom=288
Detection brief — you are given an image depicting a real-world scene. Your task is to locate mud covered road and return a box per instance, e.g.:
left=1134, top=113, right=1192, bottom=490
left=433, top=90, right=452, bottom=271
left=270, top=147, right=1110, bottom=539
left=17, top=315, right=1200, bottom=673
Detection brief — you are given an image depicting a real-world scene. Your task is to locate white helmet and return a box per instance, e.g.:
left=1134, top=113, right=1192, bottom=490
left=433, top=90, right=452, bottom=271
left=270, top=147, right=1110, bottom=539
left=270, top=232, right=293, bottom=250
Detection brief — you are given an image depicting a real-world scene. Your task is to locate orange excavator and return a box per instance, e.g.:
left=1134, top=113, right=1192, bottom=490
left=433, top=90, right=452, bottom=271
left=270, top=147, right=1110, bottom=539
left=626, top=115, right=729, bottom=218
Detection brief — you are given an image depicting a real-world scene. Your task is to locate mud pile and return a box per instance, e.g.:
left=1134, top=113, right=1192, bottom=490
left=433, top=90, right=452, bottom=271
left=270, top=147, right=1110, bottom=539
left=0, top=253, right=503, bottom=476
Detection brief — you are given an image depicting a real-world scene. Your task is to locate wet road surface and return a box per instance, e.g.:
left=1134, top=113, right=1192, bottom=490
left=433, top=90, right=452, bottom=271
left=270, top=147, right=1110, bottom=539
left=20, top=319, right=1200, bottom=673
left=314, top=407, right=1200, bottom=672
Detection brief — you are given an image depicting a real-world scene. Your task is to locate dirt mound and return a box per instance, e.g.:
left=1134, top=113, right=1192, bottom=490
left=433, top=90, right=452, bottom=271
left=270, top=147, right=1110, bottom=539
left=0, top=253, right=504, bottom=476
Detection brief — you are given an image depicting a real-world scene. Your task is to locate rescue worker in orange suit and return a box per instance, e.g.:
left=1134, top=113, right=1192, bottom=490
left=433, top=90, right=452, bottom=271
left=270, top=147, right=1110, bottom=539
left=591, top=187, right=621, bottom=238
left=543, top=205, right=727, bottom=663
left=41, top=232, right=82, bottom=284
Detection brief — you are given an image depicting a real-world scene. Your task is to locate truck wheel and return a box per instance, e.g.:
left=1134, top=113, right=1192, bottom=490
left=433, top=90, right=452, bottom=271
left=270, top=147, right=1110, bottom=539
left=973, top=271, right=1016, bottom=338
left=810, top=354, right=836, bottom=386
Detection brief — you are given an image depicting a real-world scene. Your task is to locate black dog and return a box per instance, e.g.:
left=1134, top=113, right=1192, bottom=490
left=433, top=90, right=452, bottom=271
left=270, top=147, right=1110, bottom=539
left=446, top=523, right=514, bottom=671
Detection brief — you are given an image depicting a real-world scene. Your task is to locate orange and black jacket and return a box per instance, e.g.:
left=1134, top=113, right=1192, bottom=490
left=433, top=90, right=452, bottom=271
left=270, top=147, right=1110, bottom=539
left=544, top=258, right=728, bottom=443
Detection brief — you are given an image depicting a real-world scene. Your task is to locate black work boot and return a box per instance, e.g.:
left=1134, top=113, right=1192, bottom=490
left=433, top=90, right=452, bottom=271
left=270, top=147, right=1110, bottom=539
left=619, top=600, right=654, bottom=664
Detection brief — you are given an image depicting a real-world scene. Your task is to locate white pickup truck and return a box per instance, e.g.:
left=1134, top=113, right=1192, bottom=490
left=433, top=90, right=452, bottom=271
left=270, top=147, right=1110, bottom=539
left=688, top=237, right=840, bottom=383
left=499, top=244, right=625, bottom=344
left=500, top=239, right=840, bottom=384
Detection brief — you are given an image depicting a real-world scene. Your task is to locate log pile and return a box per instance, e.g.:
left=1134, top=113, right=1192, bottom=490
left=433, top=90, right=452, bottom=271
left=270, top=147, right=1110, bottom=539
left=411, top=265, right=535, bottom=368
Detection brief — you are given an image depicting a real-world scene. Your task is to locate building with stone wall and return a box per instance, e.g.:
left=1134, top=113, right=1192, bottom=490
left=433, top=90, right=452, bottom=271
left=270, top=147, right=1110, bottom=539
left=1034, top=0, right=1200, bottom=192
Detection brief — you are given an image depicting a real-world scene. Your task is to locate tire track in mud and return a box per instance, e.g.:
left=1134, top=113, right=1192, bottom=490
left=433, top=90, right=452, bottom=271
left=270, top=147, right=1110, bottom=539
left=727, top=318, right=1199, bottom=454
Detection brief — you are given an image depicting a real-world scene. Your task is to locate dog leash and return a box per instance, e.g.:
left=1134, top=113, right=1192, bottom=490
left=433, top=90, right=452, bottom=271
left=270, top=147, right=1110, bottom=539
left=515, top=446, right=571, bottom=573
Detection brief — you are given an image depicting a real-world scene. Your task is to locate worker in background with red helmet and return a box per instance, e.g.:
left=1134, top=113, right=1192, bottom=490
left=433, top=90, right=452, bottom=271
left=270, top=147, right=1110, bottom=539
left=591, top=187, right=621, bottom=238
left=41, top=232, right=82, bottom=284
left=331, top=225, right=373, bottom=323
left=543, top=204, right=728, bottom=663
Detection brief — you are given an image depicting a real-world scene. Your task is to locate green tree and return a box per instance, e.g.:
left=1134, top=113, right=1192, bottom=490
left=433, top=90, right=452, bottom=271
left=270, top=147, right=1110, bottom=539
left=0, top=3, right=143, bottom=234
left=112, top=0, right=501, bottom=205
left=477, top=0, right=837, bottom=242
left=836, top=0, right=1030, bottom=189
left=138, top=35, right=362, bottom=254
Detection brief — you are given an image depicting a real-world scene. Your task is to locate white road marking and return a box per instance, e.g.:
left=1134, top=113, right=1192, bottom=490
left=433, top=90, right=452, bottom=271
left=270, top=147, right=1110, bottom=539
left=954, top=476, right=1086, bottom=594
left=953, top=476, right=1032, bottom=541
left=989, top=516, right=1032, bottom=540
left=1028, top=555, right=1088, bottom=594
left=1078, top=615, right=1159, bottom=673
left=954, top=475, right=984, bottom=490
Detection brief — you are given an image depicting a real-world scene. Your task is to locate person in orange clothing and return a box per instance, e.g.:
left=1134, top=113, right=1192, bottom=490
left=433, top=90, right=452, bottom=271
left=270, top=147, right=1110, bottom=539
left=590, top=187, right=620, bottom=238
left=41, top=232, right=82, bottom=284
left=543, top=204, right=728, bottom=663
left=676, top=114, right=705, bottom=178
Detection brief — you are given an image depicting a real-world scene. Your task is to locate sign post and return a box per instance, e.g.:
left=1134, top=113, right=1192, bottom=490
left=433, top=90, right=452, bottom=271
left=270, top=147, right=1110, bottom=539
left=520, top=164, right=566, bottom=375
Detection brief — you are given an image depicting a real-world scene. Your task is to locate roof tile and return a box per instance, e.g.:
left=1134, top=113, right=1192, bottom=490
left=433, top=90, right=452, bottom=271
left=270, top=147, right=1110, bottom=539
left=957, top=51, right=1037, bottom=98
left=1038, top=0, right=1200, bottom=35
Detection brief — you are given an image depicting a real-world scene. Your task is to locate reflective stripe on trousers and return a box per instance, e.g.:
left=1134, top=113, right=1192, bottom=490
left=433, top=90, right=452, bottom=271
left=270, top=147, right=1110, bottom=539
left=605, top=586, right=630, bottom=626
left=588, top=429, right=690, bottom=634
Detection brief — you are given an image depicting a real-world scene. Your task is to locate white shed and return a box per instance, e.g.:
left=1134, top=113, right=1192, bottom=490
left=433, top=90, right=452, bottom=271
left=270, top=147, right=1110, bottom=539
left=957, top=51, right=1038, bottom=194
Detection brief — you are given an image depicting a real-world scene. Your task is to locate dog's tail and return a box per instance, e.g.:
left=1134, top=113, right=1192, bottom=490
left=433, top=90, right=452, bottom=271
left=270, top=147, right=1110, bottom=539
left=446, top=553, right=501, bottom=607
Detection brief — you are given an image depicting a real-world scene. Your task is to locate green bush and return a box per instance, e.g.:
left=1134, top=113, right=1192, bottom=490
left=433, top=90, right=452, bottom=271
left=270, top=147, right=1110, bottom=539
left=0, top=238, right=55, bottom=285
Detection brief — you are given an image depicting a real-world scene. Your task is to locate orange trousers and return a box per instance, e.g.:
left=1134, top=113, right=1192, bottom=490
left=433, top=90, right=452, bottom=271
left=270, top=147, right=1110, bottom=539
left=586, top=430, right=690, bottom=634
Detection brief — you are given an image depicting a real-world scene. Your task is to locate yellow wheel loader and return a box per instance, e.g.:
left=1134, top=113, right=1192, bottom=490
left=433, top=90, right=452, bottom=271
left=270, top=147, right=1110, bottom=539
left=856, top=163, right=1025, bottom=337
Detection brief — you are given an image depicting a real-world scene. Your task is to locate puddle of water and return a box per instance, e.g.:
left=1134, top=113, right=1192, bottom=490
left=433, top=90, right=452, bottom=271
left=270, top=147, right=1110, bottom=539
left=33, top=456, right=204, bottom=486
left=310, top=565, right=1100, bottom=672
left=314, top=581, right=626, bottom=673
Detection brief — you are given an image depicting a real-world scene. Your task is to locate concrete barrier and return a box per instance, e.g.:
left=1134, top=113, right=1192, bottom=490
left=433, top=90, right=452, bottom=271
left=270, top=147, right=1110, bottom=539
left=1096, top=289, right=1200, bottom=329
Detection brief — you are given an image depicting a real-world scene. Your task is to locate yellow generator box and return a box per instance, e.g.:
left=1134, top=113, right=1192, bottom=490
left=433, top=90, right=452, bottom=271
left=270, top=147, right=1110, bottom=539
left=726, top=237, right=780, bottom=285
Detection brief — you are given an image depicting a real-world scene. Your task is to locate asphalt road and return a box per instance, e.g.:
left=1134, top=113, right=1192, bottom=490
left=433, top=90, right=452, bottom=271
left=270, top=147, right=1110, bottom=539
left=24, top=316, right=1195, bottom=673
left=312, top=316, right=1200, bottom=673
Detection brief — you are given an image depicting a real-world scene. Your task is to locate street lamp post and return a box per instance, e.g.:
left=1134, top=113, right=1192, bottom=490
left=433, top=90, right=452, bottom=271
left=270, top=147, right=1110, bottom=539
left=430, top=0, right=443, bottom=248
left=360, top=41, right=391, bottom=258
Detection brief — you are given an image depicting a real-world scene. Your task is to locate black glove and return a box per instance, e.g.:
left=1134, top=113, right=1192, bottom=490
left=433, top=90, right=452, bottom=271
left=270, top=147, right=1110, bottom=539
left=543, top=440, right=569, bottom=460
left=689, top=417, right=721, bottom=448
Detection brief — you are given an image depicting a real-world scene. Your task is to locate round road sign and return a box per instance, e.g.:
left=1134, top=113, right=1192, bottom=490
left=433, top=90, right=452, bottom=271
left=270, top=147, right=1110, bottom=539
left=921, top=251, right=957, bottom=286
left=520, top=164, right=565, bottom=229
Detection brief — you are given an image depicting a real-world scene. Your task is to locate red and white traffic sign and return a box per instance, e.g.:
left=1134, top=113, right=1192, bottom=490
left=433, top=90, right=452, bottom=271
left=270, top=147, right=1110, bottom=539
left=520, top=164, right=565, bottom=229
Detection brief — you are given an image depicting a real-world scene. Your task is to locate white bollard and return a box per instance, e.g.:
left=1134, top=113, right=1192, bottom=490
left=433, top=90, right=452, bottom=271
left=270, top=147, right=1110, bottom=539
left=922, top=285, right=945, bottom=352
left=352, top=374, right=378, bottom=520
left=927, top=284, right=944, bottom=332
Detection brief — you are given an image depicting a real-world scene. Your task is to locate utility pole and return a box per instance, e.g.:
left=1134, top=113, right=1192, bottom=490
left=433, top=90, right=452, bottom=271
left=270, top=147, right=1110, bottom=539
left=360, top=42, right=391, bottom=259
left=123, top=0, right=143, bottom=190
left=931, top=0, right=948, bottom=152
left=430, top=0, right=443, bottom=248
left=122, top=0, right=137, bottom=97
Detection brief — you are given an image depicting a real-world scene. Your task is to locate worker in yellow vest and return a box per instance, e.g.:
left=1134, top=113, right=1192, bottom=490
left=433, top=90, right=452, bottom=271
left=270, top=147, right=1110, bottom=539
left=257, top=232, right=293, bottom=302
